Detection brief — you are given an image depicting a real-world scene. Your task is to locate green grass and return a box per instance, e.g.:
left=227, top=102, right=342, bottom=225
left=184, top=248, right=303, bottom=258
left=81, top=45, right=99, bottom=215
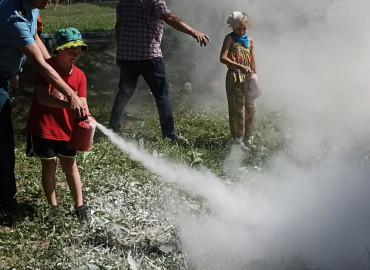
left=40, top=3, right=116, bottom=33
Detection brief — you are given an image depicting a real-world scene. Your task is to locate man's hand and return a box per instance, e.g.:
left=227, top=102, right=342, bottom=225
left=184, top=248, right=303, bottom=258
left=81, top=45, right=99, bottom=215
left=162, top=13, right=210, bottom=47
left=69, top=94, right=86, bottom=118
left=191, top=30, right=210, bottom=47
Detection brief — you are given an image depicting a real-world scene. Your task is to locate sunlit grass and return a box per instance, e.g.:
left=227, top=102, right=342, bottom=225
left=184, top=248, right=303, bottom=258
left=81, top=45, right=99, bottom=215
left=40, top=3, right=116, bottom=33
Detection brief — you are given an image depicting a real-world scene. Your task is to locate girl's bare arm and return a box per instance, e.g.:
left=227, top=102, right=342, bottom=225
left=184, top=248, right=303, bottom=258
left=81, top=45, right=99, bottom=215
left=249, top=38, right=257, bottom=74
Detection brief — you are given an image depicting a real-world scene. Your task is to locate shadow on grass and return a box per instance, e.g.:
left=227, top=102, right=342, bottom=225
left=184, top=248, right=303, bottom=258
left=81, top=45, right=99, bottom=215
left=0, top=202, right=36, bottom=228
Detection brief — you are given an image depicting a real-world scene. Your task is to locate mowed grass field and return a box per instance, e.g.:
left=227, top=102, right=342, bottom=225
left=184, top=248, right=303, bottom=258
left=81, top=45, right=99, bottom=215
left=40, top=2, right=116, bottom=33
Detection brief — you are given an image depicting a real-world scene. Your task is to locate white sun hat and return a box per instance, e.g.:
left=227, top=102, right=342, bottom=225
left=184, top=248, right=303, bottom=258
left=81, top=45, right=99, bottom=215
left=226, top=11, right=243, bottom=29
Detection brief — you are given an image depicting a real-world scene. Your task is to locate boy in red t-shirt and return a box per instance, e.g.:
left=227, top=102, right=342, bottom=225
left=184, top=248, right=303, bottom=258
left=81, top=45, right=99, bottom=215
left=26, top=27, right=91, bottom=222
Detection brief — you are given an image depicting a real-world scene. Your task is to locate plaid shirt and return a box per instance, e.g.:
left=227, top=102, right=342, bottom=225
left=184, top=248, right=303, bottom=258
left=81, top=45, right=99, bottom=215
left=116, top=0, right=171, bottom=61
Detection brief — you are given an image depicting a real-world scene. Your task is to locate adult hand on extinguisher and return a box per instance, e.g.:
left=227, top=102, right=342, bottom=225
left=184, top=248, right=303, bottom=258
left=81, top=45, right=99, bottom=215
left=75, top=96, right=90, bottom=121
left=81, top=108, right=91, bottom=121
left=68, top=93, right=87, bottom=119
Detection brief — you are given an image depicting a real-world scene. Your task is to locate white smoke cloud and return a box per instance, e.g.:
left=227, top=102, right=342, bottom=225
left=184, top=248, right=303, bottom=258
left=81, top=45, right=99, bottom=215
left=97, top=0, right=370, bottom=268
left=167, top=0, right=370, bottom=269
left=179, top=148, right=370, bottom=269
left=97, top=124, right=370, bottom=270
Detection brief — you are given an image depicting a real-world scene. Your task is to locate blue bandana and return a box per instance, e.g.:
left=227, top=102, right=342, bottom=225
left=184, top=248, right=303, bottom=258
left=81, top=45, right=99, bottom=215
left=230, top=32, right=249, bottom=48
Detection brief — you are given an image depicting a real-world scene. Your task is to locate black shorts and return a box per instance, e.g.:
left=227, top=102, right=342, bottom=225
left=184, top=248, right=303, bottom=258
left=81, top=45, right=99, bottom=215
left=26, top=133, right=76, bottom=159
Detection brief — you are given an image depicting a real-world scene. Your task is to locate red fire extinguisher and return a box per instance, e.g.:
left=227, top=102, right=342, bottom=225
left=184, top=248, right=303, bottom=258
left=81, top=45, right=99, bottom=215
left=69, top=115, right=96, bottom=151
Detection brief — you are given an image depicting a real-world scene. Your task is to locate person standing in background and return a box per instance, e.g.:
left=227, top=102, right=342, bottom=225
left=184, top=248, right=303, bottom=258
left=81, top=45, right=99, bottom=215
left=108, top=0, right=210, bottom=140
left=220, top=11, right=258, bottom=150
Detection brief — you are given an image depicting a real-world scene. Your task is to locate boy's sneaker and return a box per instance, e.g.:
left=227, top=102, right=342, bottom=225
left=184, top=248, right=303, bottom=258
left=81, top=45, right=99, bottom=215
left=75, top=205, right=93, bottom=224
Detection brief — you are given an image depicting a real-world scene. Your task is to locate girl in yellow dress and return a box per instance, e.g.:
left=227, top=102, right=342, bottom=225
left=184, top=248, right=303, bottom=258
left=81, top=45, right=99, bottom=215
left=220, top=11, right=258, bottom=149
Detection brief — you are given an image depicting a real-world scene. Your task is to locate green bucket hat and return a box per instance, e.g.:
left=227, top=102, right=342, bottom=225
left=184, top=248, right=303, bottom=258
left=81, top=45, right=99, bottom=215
left=53, top=27, right=88, bottom=53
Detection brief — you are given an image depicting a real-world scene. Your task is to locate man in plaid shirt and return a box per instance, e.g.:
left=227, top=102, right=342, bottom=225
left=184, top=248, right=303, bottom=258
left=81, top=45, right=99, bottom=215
left=109, top=0, right=209, bottom=140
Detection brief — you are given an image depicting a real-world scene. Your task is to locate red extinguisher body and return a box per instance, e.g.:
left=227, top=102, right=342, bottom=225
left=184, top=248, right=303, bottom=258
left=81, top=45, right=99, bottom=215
left=69, top=115, right=96, bottom=151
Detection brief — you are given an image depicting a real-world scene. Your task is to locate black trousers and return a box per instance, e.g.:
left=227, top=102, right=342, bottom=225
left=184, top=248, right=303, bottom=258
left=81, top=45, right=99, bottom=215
left=0, top=79, right=17, bottom=209
left=109, top=57, right=176, bottom=139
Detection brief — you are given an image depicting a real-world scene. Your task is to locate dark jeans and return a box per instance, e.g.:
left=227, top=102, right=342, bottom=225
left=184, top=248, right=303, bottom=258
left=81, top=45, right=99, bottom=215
left=0, top=78, right=17, bottom=209
left=109, top=57, right=176, bottom=139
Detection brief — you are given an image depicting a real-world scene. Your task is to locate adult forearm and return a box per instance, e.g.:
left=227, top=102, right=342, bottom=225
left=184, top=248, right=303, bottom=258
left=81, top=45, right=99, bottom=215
left=162, top=13, right=210, bottom=46
left=162, top=13, right=196, bottom=36
left=35, top=33, right=50, bottom=60
left=21, top=44, right=76, bottom=101
left=37, top=62, right=76, bottom=102
left=37, top=93, right=69, bottom=109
